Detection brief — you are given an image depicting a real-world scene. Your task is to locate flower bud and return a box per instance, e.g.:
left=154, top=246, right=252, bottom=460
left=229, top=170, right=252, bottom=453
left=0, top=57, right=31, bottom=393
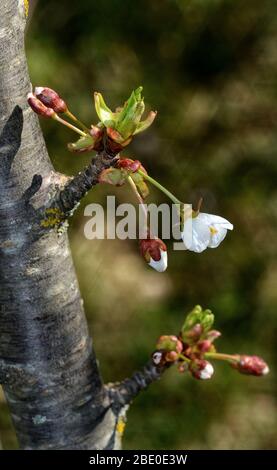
left=206, top=330, right=221, bottom=342
left=165, top=351, right=179, bottom=362
left=183, top=323, right=203, bottom=343
left=156, top=335, right=183, bottom=354
left=27, top=93, right=55, bottom=118
left=34, top=87, right=67, bottom=113
left=140, top=237, right=167, bottom=273
left=90, top=125, right=104, bottom=140
left=189, top=359, right=214, bottom=380
left=233, top=355, right=269, bottom=376
left=197, top=340, right=213, bottom=353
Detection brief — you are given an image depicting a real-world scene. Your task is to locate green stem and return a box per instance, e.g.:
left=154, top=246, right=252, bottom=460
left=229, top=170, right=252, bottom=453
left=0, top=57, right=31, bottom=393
left=65, top=110, right=90, bottom=133
left=53, top=114, right=87, bottom=137
left=204, top=352, right=238, bottom=363
left=138, top=170, right=181, bottom=205
left=127, top=176, right=148, bottom=223
left=179, top=354, right=191, bottom=364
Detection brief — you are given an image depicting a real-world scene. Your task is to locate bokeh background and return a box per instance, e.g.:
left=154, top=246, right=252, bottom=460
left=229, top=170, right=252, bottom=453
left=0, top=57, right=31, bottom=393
left=1, top=0, right=277, bottom=449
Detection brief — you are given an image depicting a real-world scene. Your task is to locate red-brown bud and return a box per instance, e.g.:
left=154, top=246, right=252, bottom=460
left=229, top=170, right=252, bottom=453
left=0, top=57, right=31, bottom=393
left=140, top=237, right=167, bottom=273
left=27, top=93, right=55, bottom=118
left=34, top=87, right=67, bottom=113
left=233, top=355, right=269, bottom=376
left=90, top=125, right=104, bottom=140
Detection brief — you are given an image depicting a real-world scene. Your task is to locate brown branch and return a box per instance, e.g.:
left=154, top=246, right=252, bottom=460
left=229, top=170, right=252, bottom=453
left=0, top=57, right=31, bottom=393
left=108, top=360, right=169, bottom=408
left=50, top=150, right=119, bottom=217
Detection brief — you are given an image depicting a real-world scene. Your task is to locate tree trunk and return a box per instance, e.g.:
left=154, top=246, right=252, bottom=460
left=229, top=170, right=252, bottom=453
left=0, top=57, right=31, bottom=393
left=0, top=0, right=118, bottom=450
left=0, top=0, right=165, bottom=450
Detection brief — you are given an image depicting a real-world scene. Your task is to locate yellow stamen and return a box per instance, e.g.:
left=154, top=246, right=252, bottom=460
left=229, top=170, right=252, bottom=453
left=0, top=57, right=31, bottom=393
left=210, top=226, right=218, bottom=235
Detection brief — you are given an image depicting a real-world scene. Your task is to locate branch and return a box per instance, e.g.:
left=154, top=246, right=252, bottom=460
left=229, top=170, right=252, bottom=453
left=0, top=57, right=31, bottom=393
left=50, top=150, right=119, bottom=217
left=108, top=360, right=169, bottom=408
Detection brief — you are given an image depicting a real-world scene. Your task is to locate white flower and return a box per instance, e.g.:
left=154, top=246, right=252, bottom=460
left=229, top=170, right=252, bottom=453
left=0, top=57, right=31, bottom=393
left=181, top=212, right=233, bottom=253
left=148, top=249, right=168, bottom=273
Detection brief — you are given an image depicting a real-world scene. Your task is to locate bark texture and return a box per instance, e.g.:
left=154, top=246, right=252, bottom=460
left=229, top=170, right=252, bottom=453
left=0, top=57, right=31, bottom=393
left=0, top=0, right=166, bottom=450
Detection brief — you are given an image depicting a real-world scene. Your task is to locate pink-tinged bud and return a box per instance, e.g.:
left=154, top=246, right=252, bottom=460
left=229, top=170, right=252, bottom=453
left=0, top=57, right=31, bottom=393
left=206, top=330, right=221, bottom=342
left=140, top=237, right=168, bottom=273
left=117, top=158, right=142, bottom=173
left=189, top=359, right=214, bottom=380
left=156, top=335, right=183, bottom=354
left=34, top=87, right=67, bottom=113
left=27, top=93, right=55, bottom=118
left=233, top=355, right=269, bottom=376
left=175, top=339, right=183, bottom=354
left=183, top=346, right=192, bottom=357
left=185, top=323, right=203, bottom=342
left=197, top=340, right=212, bottom=353
left=165, top=351, right=179, bottom=362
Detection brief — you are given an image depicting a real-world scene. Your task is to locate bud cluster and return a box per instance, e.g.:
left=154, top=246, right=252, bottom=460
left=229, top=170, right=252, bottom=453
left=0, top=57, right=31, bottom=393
left=151, top=305, right=269, bottom=382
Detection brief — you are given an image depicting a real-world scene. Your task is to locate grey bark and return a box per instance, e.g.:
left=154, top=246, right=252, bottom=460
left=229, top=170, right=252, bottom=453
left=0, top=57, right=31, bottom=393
left=0, top=0, right=166, bottom=450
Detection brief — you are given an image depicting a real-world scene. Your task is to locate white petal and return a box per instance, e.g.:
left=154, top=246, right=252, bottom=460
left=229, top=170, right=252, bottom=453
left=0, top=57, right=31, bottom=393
left=182, top=215, right=210, bottom=253
left=262, top=365, right=269, bottom=375
left=148, top=250, right=168, bottom=272
left=208, top=227, right=227, bottom=248
left=202, top=213, right=234, bottom=231
left=199, top=363, right=214, bottom=380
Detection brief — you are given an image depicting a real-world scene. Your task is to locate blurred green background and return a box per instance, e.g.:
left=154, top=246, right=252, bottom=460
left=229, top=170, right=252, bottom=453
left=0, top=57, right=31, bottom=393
left=1, top=0, right=277, bottom=450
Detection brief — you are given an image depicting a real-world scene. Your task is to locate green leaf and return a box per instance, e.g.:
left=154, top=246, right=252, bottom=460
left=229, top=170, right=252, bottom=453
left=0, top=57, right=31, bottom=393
left=68, top=134, right=95, bottom=153
left=117, top=87, right=145, bottom=139
left=94, top=92, right=116, bottom=126
left=133, top=110, right=157, bottom=135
